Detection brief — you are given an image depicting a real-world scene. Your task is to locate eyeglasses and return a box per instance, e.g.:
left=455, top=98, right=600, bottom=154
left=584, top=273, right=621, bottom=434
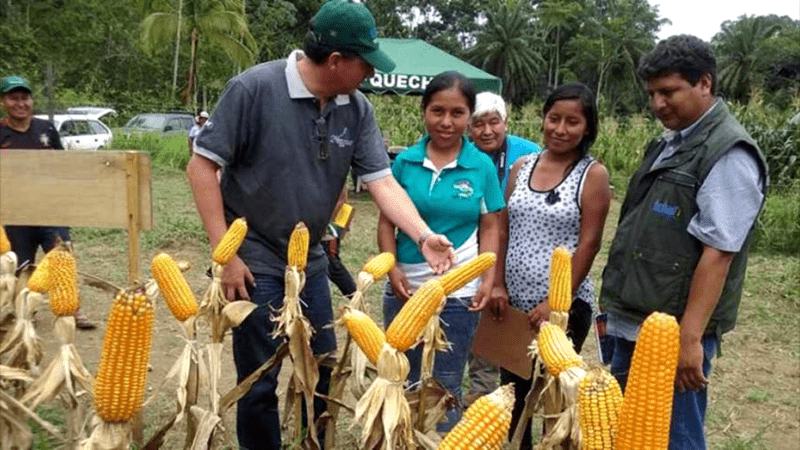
left=313, top=117, right=328, bottom=160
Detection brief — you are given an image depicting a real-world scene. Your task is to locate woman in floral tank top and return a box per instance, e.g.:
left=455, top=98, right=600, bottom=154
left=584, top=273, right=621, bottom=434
left=489, top=84, right=612, bottom=449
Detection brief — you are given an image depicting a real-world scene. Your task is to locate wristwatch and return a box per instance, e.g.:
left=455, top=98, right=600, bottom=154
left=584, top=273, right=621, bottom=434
left=417, top=229, right=434, bottom=249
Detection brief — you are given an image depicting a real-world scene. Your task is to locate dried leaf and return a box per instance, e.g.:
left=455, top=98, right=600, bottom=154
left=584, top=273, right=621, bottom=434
left=222, top=300, right=257, bottom=328
left=188, top=406, right=221, bottom=450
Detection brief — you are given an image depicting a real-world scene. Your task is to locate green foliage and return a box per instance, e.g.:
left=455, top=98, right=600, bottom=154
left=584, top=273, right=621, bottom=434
left=112, top=133, right=191, bottom=169
left=713, top=15, right=783, bottom=103
left=467, top=1, right=544, bottom=105
left=751, top=180, right=800, bottom=255
left=592, top=114, right=661, bottom=190
left=729, top=93, right=800, bottom=187
left=368, top=94, right=424, bottom=146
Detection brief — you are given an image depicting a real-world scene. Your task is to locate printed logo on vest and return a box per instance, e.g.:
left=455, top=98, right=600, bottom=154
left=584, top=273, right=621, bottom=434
left=652, top=201, right=681, bottom=221
left=452, top=180, right=474, bottom=199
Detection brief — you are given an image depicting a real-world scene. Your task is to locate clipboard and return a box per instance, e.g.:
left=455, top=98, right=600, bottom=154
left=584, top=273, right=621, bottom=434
left=471, top=307, right=535, bottom=380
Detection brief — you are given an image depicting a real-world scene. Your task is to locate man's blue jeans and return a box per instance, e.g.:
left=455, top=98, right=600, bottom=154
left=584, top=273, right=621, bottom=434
left=383, top=289, right=479, bottom=432
left=609, top=334, right=718, bottom=450
left=232, top=270, right=336, bottom=450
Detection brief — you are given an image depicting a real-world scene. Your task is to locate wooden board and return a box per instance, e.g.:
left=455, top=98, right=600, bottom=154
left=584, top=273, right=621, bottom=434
left=0, top=150, right=152, bottom=230
left=471, top=307, right=536, bottom=379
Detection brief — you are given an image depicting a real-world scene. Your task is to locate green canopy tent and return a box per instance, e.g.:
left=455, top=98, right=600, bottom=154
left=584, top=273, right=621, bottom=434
left=360, top=38, right=502, bottom=95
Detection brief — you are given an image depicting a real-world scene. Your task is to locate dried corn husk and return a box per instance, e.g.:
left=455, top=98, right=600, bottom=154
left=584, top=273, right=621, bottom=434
left=353, top=344, right=415, bottom=450
left=198, top=262, right=228, bottom=343
left=523, top=336, right=585, bottom=450
left=272, top=265, right=320, bottom=449
left=0, top=289, right=44, bottom=374
left=0, top=251, right=17, bottom=312
left=20, top=315, right=93, bottom=408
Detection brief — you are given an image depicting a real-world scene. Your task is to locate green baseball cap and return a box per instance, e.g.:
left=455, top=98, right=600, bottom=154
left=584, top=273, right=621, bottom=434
left=310, top=0, right=396, bottom=73
left=0, top=75, right=32, bottom=95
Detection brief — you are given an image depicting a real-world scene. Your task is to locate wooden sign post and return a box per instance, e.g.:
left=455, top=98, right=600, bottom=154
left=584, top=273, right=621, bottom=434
left=0, top=150, right=153, bottom=284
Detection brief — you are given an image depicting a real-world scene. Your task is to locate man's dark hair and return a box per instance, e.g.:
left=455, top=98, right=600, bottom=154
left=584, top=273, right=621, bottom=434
left=303, top=31, right=362, bottom=65
left=637, top=35, right=717, bottom=94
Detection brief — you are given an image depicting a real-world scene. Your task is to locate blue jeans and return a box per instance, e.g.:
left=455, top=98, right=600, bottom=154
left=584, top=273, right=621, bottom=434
left=4, top=225, right=70, bottom=272
left=609, top=334, right=718, bottom=450
left=383, top=288, right=479, bottom=432
left=232, top=270, right=336, bottom=450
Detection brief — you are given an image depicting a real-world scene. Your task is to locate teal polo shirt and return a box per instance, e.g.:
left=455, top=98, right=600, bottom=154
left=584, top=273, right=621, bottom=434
left=392, top=136, right=505, bottom=264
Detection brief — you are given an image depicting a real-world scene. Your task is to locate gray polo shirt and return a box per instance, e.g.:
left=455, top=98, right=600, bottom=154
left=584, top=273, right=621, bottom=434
left=194, top=50, right=391, bottom=276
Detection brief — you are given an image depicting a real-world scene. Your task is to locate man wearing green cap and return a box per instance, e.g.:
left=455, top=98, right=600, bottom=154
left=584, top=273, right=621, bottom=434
left=186, top=1, right=455, bottom=448
left=1, top=75, right=96, bottom=329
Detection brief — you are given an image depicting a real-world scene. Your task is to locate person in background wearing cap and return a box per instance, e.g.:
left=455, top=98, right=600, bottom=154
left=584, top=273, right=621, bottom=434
left=464, top=92, right=542, bottom=405
left=0, top=75, right=95, bottom=329
left=187, top=110, right=208, bottom=156
left=186, top=1, right=455, bottom=448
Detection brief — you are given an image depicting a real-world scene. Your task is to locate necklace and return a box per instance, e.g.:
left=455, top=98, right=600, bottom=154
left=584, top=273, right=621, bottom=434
left=545, top=189, right=561, bottom=205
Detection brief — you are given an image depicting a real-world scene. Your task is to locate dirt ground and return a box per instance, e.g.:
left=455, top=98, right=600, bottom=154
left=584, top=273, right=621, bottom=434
left=27, top=194, right=800, bottom=450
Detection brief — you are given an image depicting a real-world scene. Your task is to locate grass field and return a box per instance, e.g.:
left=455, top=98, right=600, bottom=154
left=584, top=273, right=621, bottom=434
left=28, top=163, right=799, bottom=449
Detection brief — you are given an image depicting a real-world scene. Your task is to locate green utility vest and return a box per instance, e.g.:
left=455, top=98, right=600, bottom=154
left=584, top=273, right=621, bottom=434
left=600, top=102, right=767, bottom=337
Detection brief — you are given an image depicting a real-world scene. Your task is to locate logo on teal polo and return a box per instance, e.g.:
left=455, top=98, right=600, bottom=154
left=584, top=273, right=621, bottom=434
left=453, top=180, right=474, bottom=199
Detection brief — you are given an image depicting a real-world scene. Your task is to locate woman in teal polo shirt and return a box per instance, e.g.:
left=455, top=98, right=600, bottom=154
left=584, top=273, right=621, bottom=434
left=378, top=71, right=504, bottom=431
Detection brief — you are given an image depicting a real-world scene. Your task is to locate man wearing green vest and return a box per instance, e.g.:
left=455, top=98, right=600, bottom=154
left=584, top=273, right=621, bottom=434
left=599, top=35, right=767, bottom=449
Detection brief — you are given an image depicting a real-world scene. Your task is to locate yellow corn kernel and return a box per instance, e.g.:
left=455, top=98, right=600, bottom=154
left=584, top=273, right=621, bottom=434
left=579, top=366, right=624, bottom=450
left=342, top=309, right=386, bottom=365
left=94, top=290, right=154, bottom=422
left=386, top=279, right=445, bottom=351
left=287, top=222, right=309, bottom=270
left=0, top=224, right=10, bottom=254
left=537, top=322, right=583, bottom=376
left=212, top=218, right=248, bottom=265
left=27, top=251, right=55, bottom=293
left=151, top=253, right=198, bottom=322
left=616, top=312, right=680, bottom=450
left=439, top=384, right=515, bottom=449
left=548, top=246, right=572, bottom=312
left=439, top=252, right=496, bottom=295
left=333, top=203, right=353, bottom=228
left=361, top=252, right=395, bottom=281
left=48, top=249, right=79, bottom=316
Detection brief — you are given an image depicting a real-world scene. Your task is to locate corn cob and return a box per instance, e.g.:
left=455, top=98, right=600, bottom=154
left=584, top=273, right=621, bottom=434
left=537, top=322, right=583, bottom=377
left=342, top=309, right=386, bottom=365
left=333, top=203, right=353, bottom=228
left=0, top=224, right=10, bottom=254
left=548, top=246, right=572, bottom=312
left=361, top=252, right=395, bottom=281
left=386, top=279, right=445, bottom=351
left=439, top=384, right=515, bottom=449
left=48, top=249, right=79, bottom=316
left=579, top=366, right=624, bottom=450
left=151, top=253, right=198, bottom=322
left=439, top=252, right=496, bottom=295
left=27, top=251, right=55, bottom=293
left=94, top=290, right=154, bottom=422
left=616, top=312, right=680, bottom=450
left=212, top=217, right=247, bottom=265
left=287, top=222, right=309, bottom=270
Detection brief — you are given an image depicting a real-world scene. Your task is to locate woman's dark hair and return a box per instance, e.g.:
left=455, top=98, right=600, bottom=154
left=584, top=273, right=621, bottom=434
left=421, top=71, right=476, bottom=113
left=637, top=35, right=717, bottom=94
left=303, top=31, right=361, bottom=64
left=542, top=83, right=599, bottom=161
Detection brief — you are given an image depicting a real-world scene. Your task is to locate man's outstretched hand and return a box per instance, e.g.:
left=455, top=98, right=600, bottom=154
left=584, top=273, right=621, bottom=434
left=420, top=234, right=455, bottom=275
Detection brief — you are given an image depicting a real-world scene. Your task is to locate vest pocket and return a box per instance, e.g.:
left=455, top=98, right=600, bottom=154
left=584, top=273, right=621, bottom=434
left=620, top=246, right=692, bottom=317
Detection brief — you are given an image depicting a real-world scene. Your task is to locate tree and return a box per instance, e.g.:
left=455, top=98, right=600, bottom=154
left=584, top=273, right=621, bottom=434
left=141, top=0, right=257, bottom=106
left=712, top=15, right=782, bottom=102
left=468, top=0, right=545, bottom=104
left=567, top=0, right=662, bottom=113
